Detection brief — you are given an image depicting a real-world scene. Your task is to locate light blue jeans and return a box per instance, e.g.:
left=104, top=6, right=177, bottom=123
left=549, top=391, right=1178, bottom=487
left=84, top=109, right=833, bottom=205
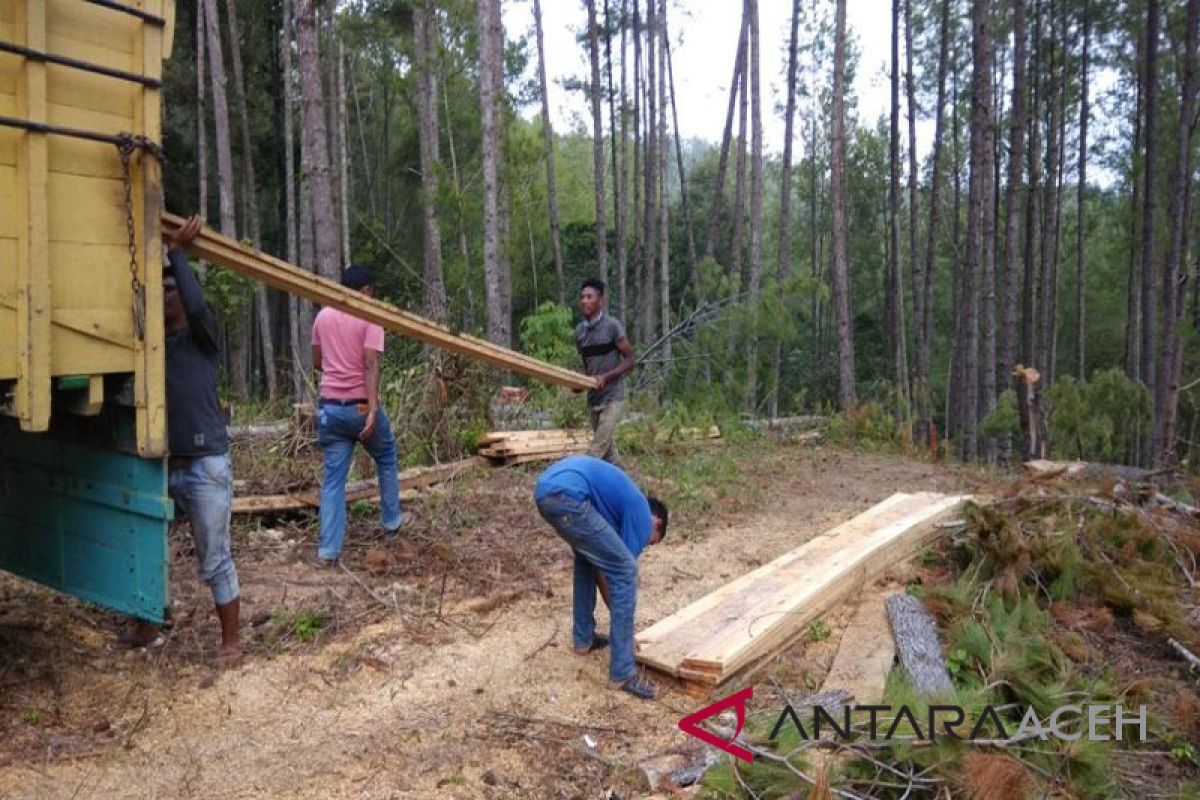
left=316, top=402, right=401, bottom=561
left=535, top=491, right=638, bottom=682
left=168, top=453, right=239, bottom=606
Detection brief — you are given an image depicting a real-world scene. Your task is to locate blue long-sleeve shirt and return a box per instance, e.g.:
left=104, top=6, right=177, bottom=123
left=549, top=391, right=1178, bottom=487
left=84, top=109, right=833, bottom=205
left=165, top=248, right=228, bottom=458
left=534, top=455, right=653, bottom=557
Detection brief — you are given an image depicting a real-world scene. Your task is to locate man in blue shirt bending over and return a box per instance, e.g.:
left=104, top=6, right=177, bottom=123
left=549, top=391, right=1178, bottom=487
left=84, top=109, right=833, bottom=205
left=534, top=455, right=668, bottom=700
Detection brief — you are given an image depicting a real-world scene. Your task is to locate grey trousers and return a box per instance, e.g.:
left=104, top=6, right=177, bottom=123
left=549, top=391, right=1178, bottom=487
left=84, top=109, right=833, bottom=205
left=588, top=400, right=623, bottom=463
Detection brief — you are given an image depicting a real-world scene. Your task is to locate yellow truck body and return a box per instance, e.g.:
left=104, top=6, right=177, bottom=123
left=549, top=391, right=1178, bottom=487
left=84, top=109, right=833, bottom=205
left=0, top=0, right=174, bottom=457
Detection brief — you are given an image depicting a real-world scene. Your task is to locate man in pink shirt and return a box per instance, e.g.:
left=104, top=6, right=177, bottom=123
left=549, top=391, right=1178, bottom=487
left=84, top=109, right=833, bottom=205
left=311, top=265, right=402, bottom=566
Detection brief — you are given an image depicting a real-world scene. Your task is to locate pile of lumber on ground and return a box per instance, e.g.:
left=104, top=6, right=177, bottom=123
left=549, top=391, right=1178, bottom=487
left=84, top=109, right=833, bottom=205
left=655, top=425, right=721, bottom=443
left=476, top=429, right=591, bottom=465
left=634, top=491, right=968, bottom=697
left=232, top=457, right=484, bottom=515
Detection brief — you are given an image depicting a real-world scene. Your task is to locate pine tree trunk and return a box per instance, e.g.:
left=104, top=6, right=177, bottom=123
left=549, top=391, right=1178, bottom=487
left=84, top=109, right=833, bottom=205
left=196, top=1, right=208, bottom=248
left=1139, top=0, right=1161, bottom=466
left=732, top=30, right=748, bottom=294
left=478, top=0, right=510, bottom=346
left=918, top=0, right=950, bottom=450
left=771, top=0, right=802, bottom=418
left=979, top=2, right=998, bottom=459
left=415, top=0, right=447, bottom=323
left=295, top=0, right=338, bottom=281
left=1075, top=0, right=1088, bottom=381
left=641, top=0, right=657, bottom=345
left=657, top=0, right=670, bottom=359
left=617, top=0, right=630, bottom=321
left=948, top=37, right=965, bottom=441
left=338, top=46, right=351, bottom=268
left=831, top=0, right=856, bottom=410
left=904, top=0, right=919, bottom=431
left=1125, top=66, right=1143, bottom=382
left=631, top=0, right=642, bottom=327
left=1001, top=0, right=1027, bottom=459
left=606, top=0, right=624, bottom=314
left=743, top=0, right=763, bottom=414
left=888, top=0, right=909, bottom=420
left=1154, top=0, right=1199, bottom=465
left=1020, top=0, right=1043, bottom=458
left=704, top=12, right=750, bottom=261
left=281, top=0, right=304, bottom=401
left=586, top=0, right=609, bottom=285
left=664, top=30, right=698, bottom=295
left=201, top=0, right=247, bottom=402
left=961, top=0, right=994, bottom=461
left=224, top=0, right=276, bottom=402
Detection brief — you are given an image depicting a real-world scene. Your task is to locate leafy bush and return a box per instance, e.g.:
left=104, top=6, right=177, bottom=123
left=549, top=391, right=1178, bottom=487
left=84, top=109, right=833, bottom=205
left=1047, top=368, right=1150, bottom=461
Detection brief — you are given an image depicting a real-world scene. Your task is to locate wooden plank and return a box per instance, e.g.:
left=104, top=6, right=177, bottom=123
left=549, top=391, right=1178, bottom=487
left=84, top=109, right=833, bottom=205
left=164, top=213, right=595, bottom=391
left=135, top=2, right=166, bottom=456
left=231, top=457, right=485, bottom=515
left=819, top=589, right=898, bottom=704
left=476, top=428, right=587, bottom=445
left=673, top=495, right=966, bottom=685
left=634, top=493, right=924, bottom=672
left=14, top=0, right=51, bottom=431
left=500, top=450, right=586, bottom=466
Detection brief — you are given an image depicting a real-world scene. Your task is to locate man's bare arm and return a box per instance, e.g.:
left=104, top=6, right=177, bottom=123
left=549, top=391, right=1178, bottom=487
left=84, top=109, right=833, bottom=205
left=360, top=348, right=380, bottom=441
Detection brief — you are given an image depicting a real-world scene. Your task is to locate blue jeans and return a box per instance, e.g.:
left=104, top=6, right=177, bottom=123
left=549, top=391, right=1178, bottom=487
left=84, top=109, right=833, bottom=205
left=536, top=491, right=638, bottom=682
left=316, top=402, right=401, bottom=560
left=168, top=454, right=239, bottom=606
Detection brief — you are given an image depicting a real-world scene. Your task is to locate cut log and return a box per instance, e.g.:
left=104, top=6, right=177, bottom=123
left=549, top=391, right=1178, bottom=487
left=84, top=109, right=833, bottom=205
left=635, top=492, right=968, bottom=694
left=1023, top=459, right=1171, bottom=484
left=886, top=594, right=953, bottom=695
left=229, top=420, right=291, bottom=439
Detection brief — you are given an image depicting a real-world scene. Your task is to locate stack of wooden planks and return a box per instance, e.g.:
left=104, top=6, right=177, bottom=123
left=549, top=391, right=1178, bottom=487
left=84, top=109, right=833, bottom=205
left=476, top=429, right=592, bottom=465
left=634, top=491, right=968, bottom=697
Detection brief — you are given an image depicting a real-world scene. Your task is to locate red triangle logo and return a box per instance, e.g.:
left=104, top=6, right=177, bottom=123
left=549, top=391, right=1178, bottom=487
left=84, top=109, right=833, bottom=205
left=677, top=686, right=755, bottom=763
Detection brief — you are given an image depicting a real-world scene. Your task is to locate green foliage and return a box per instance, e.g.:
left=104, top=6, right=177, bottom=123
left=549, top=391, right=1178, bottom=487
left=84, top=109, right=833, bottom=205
left=1047, top=369, right=1151, bottom=462
left=518, top=302, right=576, bottom=369
left=22, top=709, right=41, bottom=726
left=273, top=609, right=328, bottom=644
left=981, top=389, right=1020, bottom=440
left=807, top=619, right=832, bottom=642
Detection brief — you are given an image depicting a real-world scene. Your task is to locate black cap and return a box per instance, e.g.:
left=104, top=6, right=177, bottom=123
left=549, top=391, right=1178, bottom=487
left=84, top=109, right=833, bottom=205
left=341, top=264, right=374, bottom=290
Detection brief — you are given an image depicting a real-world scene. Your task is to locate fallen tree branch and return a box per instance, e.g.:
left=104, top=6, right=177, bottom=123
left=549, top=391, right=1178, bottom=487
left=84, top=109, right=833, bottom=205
left=1168, top=638, right=1200, bottom=671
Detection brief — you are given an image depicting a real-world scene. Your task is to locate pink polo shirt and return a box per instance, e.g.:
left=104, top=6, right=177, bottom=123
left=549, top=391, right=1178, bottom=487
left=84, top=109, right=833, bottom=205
left=311, top=307, right=385, bottom=400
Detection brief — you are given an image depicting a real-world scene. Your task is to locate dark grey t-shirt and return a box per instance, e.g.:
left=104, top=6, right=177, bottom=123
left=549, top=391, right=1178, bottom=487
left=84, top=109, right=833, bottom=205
left=575, top=312, right=627, bottom=408
left=165, top=248, right=229, bottom=458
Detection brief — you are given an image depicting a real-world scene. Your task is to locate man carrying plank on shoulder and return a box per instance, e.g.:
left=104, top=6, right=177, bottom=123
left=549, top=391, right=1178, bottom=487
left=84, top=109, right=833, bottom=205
left=534, top=455, right=668, bottom=700
left=575, top=279, right=636, bottom=464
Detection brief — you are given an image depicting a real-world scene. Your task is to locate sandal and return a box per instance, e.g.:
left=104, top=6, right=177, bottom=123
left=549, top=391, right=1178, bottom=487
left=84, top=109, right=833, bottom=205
left=615, top=675, right=657, bottom=700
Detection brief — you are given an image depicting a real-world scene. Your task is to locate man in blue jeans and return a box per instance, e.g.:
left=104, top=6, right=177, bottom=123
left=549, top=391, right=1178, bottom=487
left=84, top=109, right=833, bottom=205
left=311, top=265, right=402, bottom=566
left=534, top=455, right=668, bottom=700
left=121, top=215, right=241, bottom=665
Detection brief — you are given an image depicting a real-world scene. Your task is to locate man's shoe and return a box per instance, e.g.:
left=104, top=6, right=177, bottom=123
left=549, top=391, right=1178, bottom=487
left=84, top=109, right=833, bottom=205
left=313, top=556, right=339, bottom=569
left=614, top=675, right=657, bottom=700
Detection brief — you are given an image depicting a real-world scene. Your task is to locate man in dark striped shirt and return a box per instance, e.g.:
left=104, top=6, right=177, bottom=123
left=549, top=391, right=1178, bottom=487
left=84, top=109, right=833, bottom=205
left=575, top=279, right=636, bottom=464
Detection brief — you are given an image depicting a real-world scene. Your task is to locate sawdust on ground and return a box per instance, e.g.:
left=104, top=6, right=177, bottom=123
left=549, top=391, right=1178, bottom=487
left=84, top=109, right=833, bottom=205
left=0, top=445, right=983, bottom=799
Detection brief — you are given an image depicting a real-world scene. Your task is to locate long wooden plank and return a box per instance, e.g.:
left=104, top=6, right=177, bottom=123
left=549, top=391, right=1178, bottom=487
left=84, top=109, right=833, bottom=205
left=477, top=428, right=587, bottom=445
left=673, top=495, right=965, bottom=684
left=231, top=456, right=485, bottom=515
left=634, top=493, right=927, bottom=671
left=163, top=213, right=594, bottom=391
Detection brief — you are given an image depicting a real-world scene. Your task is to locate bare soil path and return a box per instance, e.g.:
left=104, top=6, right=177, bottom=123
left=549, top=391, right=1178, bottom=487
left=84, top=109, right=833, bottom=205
left=0, top=444, right=982, bottom=799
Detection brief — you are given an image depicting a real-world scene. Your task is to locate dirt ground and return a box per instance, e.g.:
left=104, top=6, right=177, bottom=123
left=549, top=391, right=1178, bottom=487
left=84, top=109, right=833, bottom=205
left=0, top=442, right=983, bottom=799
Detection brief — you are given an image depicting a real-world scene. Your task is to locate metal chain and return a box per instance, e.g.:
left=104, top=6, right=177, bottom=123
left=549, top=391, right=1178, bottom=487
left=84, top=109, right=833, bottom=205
left=115, top=133, right=165, bottom=341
